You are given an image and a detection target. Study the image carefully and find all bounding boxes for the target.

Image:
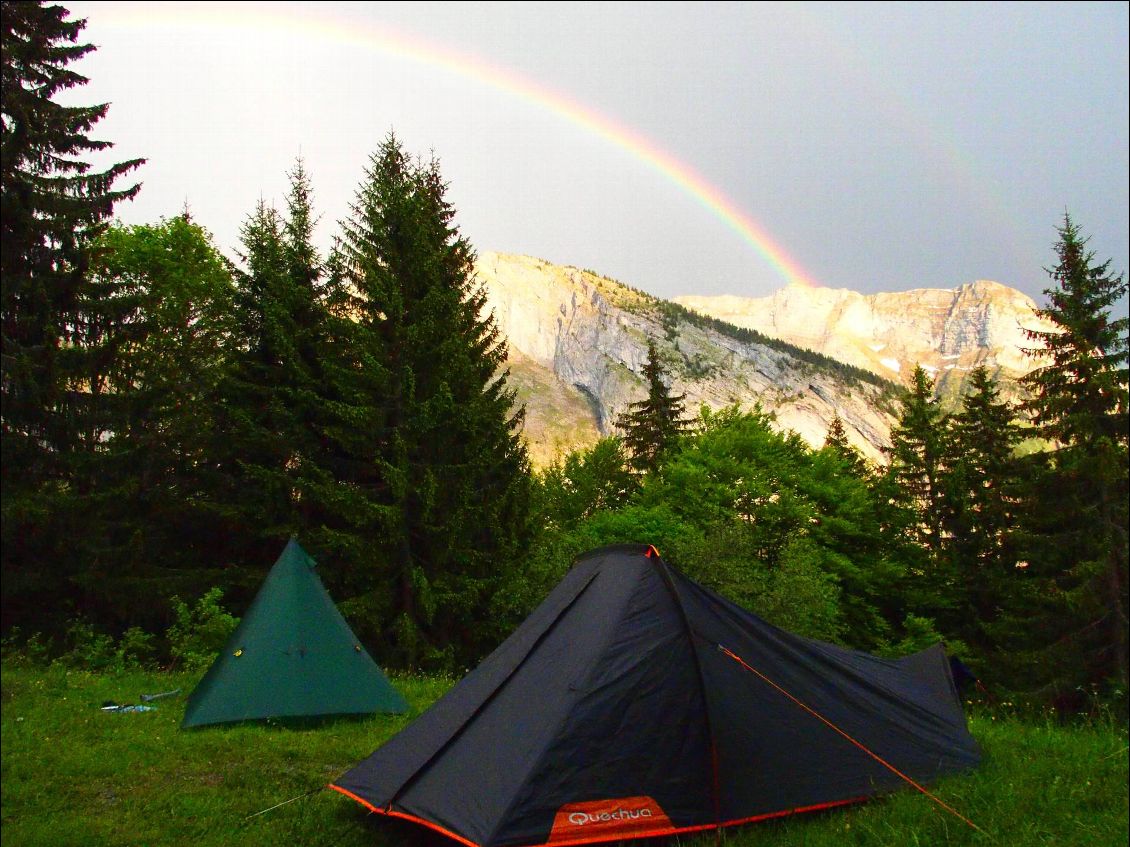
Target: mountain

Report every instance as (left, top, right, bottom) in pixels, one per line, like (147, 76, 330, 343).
(476, 252, 902, 467)
(674, 281, 1054, 403)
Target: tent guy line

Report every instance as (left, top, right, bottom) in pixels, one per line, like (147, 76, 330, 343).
(245, 787, 324, 821)
(716, 643, 982, 833)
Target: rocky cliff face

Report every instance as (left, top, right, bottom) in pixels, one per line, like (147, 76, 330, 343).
(674, 281, 1054, 402)
(476, 252, 901, 467)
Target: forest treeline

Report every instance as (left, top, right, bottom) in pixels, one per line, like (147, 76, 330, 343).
(2, 2, 1127, 712)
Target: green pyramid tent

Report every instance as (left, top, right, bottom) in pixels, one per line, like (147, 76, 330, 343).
(182, 539, 407, 728)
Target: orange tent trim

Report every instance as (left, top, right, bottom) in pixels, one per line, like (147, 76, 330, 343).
(329, 782, 868, 847)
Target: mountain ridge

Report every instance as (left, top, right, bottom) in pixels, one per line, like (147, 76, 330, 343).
(475, 252, 905, 467)
(476, 252, 1052, 467)
(673, 278, 1054, 401)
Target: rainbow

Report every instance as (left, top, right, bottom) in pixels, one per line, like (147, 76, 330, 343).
(89, 3, 822, 289)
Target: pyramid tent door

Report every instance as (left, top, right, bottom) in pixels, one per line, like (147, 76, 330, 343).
(182, 539, 406, 728)
(331, 544, 980, 847)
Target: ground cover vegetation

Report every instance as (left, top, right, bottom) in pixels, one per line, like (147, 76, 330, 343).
(2, 0, 1129, 804)
(1, 660, 1126, 847)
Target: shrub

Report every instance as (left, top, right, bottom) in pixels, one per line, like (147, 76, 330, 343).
(166, 587, 239, 671)
(0, 628, 53, 666)
(114, 626, 157, 669)
(60, 619, 118, 669)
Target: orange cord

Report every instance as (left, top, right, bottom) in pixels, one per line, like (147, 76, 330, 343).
(716, 644, 982, 833)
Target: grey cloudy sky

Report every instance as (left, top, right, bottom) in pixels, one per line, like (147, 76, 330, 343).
(64, 1, 1128, 309)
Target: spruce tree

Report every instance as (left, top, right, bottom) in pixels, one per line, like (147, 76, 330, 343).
(330, 134, 531, 669)
(2, 1, 143, 629)
(1019, 214, 1128, 690)
(945, 365, 1023, 648)
(885, 365, 949, 552)
(616, 339, 691, 473)
(218, 160, 330, 568)
(823, 412, 869, 477)
(883, 364, 957, 631)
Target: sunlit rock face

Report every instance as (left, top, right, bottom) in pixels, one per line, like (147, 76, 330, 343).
(474, 252, 901, 467)
(674, 280, 1054, 403)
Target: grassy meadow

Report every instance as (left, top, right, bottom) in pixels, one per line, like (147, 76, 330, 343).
(1, 663, 1126, 847)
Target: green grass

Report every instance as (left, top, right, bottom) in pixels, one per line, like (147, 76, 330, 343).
(2, 663, 1126, 847)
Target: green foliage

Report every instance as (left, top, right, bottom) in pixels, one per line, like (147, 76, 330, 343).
(166, 588, 240, 671)
(0, 628, 54, 666)
(536, 437, 637, 531)
(940, 366, 1025, 650)
(885, 364, 949, 553)
(0, 0, 144, 472)
(63, 215, 238, 633)
(680, 527, 844, 641)
(822, 413, 871, 478)
(530, 404, 912, 651)
(115, 627, 158, 669)
(646, 405, 906, 648)
(877, 613, 968, 661)
(2, 622, 157, 671)
(59, 620, 118, 670)
(1022, 214, 1128, 450)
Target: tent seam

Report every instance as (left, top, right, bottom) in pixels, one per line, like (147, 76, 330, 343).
(482, 560, 655, 846)
(387, 568, 604, 818)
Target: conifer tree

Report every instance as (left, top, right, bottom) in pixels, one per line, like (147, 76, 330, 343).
(218, 160, 331, 566)
(1019, 215, 1128, 689)
(329, 134, 531, 668)
(823, 412, 869, 477)
(944, 365, 1023, 647)
(885, 365, 949, 552)
(2, 1, 143, 629)
(616, 339, 691, 473)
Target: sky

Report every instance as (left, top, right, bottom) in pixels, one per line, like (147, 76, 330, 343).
(62, 1, 1129, 310)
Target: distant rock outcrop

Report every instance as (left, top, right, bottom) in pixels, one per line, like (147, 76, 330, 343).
(674, 281, 1054, 402)
(476, 252, 901, 467)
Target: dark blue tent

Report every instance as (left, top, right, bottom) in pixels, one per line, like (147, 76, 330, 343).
(333, 544, 979, 846)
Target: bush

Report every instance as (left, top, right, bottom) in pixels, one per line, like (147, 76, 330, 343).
(879, 613, 969, 660)
(59, 619, 118, 669)
(115, 626, 157, 669)
(0, 628, 53, 666)
(166, 587, 239, 671)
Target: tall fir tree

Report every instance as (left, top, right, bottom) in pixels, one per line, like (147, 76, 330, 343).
(1019, 214, 1128, 691)
(329, 134, 531, 669)
(823, 412, 869, 477)
(883, 364, 956, 630)
(2, 1, 143, 630)
(217, 159, 332, 575)
(616, 339, 691, 473)
(885, 364, 949, 553)
(944, 365, 1024, 649)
